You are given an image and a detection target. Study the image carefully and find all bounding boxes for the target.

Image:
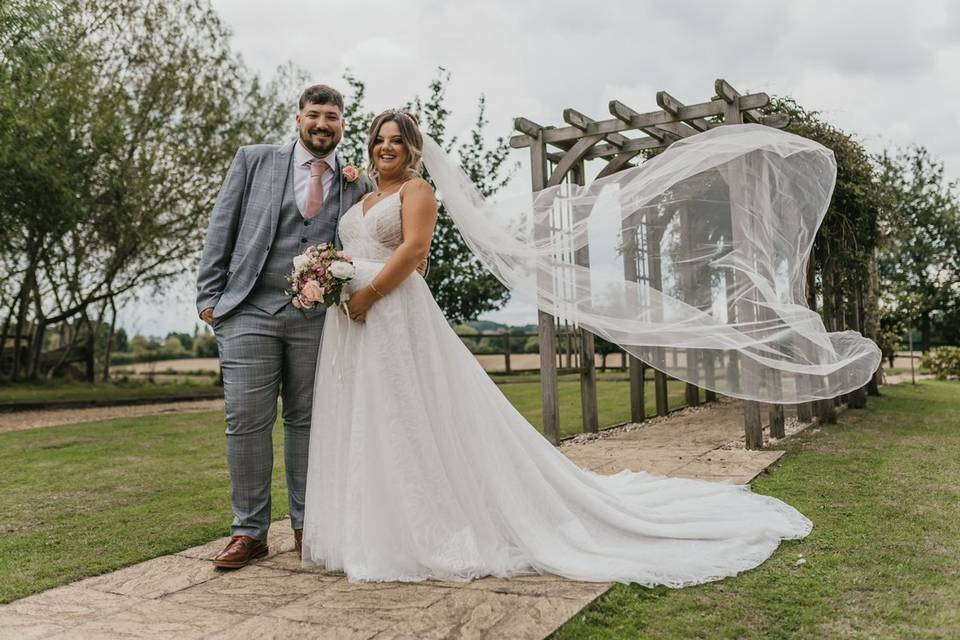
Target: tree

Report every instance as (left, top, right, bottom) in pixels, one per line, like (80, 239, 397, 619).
(594, 337, 622, 372)
(0, 0, 292, 380)
(339, 67, 517, 322)
(166, 332, 194, 353)
(876, 147, 960, 352)
(765, 97, 881, 310)
(193, 333, 218, 358)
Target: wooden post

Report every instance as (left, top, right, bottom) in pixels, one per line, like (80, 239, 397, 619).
(721, 93, 764, 449)
(503, 328, 512, 375)
(621, 210, 646, 422)
(796, 261, 816, 422)
(815, 268, 838, 423)
(645, 223, 670, 417)
(571, 160, 599, 433)
(769, 395, 786, 439)
(530, 130, 560, 444)
(655, 371, 669, 417)
(847, 286, 868, 409)
(678, 202, 701, 408)
(744, 400, 764, 449)
(630, 360, 646, 422)
(704, 353, 718, 402)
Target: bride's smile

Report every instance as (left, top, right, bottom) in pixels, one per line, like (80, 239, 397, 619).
(372, 121, 409, 178)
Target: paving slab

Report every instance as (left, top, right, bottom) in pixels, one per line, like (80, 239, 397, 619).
(2, 399, 803, 640)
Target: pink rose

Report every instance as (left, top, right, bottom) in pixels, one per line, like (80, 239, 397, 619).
(343, 165, 359, 183)
(302, 280, 324, 303)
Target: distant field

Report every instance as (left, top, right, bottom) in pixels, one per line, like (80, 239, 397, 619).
(112, 358, 220, 374)
(114, 354, 629, 376)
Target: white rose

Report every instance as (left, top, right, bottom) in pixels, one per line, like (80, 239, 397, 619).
(329, 260, 355, 279)
(292, 254, 310, 270)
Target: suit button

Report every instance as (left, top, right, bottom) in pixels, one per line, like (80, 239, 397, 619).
(303, 219, 311, 226)
(301, 237, 308, 243)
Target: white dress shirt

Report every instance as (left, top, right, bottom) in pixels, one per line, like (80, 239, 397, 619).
(293, 140, 337, 216)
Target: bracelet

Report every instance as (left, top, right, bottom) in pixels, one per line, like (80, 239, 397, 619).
(369, 282, 385, 298)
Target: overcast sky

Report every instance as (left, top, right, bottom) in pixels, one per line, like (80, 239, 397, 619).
(120, 0, 960, 337)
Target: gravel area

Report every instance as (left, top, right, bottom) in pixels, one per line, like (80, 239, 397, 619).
(0, 399, 225, 434)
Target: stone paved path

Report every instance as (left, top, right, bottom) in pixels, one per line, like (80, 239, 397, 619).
(0, 399, 801, 640)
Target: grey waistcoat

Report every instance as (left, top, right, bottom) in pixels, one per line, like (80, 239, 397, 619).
(244, 153, 342, 315)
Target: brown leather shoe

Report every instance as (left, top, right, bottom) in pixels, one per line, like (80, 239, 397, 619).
(294, 528, 302, 558)
(212, 535, 268, 569)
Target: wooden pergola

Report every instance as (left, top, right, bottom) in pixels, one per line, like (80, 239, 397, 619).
(509, 78, 794, 449)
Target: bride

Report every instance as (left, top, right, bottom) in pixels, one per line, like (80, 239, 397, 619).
(300, 109, 812, 587)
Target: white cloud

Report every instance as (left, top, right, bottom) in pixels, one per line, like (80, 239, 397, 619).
(122, 0, 960, 336)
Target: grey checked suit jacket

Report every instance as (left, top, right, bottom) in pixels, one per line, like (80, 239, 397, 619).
(196, 141, 375, 320)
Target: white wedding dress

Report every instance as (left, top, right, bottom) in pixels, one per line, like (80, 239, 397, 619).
(301, 189, 812, 587)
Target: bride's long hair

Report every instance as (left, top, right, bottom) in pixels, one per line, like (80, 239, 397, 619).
(366, 109, 424, 182)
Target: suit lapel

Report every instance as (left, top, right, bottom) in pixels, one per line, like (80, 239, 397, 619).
(269, 141, 295, 239)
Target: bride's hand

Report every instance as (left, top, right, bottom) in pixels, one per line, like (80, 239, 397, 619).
(347, 287, 378, 323)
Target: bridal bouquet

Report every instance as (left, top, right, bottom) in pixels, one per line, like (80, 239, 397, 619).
(286, 243, 356, 309)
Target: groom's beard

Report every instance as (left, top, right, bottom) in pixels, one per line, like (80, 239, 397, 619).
(300, 128, 340, 157)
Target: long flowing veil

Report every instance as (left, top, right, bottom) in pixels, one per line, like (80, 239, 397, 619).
(420, 124, 881, 404)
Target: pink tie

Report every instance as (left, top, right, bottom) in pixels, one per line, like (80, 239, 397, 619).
(304, 159, 329, 219)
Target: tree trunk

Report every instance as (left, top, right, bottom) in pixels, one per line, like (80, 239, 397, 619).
(27, 282, 47, 381)
(11, 278, 31, 381)
(47, 320, 82, 380)
(81, 312, 96, 383)
(0, 307, 12, 379)
(27, 321, 47, 381)
(920, 310, 931, 353)
(101, 298, 117, 382)
(863, 256, 882, 396)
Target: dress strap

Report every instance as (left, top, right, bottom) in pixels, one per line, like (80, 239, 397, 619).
(398, 179, 414, 196)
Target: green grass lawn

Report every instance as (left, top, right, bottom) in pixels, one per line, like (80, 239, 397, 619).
(4, 380, 958, 639)
(0, 378, 222, 405)
(497, 374, 689, 439)
(0, 376, 646, 602)
(551, 380, 960, 640)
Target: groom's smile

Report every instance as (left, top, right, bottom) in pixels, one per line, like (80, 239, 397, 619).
(296, 101, 343, 157)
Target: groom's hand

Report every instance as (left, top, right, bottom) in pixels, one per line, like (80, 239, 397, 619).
(201, 307, 214, 326)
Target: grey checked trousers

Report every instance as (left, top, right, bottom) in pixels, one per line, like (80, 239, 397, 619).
(213, 301, 325, 540)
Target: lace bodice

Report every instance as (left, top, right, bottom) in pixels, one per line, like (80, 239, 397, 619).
(338, 191, 404, 262)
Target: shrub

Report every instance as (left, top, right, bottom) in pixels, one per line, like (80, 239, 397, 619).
(920, 347, 960, 380)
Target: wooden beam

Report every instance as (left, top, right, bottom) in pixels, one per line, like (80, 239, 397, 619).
(545, 134, 605, 188)
(513, 116, 544, 138)
(609, 100, 683, 143)
(563, 108, 630, 147)
(656, 90, 711, 132)
(596, 151, 640, 178)
(713, 78, 771, 125)
(586, 136, 663, 160)
(509, 93, 770, 148)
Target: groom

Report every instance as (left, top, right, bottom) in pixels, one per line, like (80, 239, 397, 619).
(196, 85, 374, 568)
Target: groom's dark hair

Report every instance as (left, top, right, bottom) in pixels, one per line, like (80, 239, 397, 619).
(298, 84, 344, 112)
